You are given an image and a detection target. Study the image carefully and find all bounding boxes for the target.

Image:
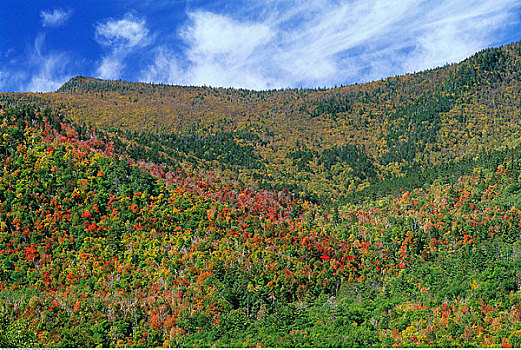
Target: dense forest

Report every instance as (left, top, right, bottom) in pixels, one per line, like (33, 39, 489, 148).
(1, 41, 521, 347)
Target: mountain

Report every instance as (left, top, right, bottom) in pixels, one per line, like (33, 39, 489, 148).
(6, 43, 521, 203)
(4, 41, 521, 205)
(1, 41, 521, 347)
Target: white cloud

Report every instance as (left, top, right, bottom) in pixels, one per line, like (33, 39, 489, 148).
(94, 14, 151, 79)
(95, 14, 150, 49)
(140, 47, 184, 83)
(40, 8, 72, 27)
(95, 57, 124, 81)
(180, 11, 274, 88)
(183, 12, 272, 57)
(403, 1, 517, 73)
(270, 0, 417, 85)
(26, 34, 72, 92)
(0, 34, 72, 92)
(25, 57, 71, 92)
(140, 0, 521, 89)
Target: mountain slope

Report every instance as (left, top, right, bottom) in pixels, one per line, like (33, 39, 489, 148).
(4, 41, 521, 348)
(1, 103, 521, 347)
(2, 42, 521, 204)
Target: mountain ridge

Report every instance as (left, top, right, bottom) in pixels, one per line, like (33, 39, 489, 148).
(1, 40, 521, 205)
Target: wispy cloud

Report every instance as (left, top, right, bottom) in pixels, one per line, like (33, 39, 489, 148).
(27, 34, 73, 92)
(402, 1, 518, 73)
(0, 34, 72, 92)
(4, 0, 519, 92)
(94, 13, 151, 80)
(40, 8, 72, 28)
(95, 14, 150, 49)
(141, 0, 521, 89)
(180, 11, 273, 88)
(141, 47, 184, 84)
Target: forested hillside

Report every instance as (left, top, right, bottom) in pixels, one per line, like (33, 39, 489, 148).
(3, 41, 521, 204)
(1, 41, 521, 347)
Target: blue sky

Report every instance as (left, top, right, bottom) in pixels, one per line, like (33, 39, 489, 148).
(1, 0, 521, 92)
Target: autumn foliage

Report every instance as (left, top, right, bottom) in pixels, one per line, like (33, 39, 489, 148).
(2, 41, 521, 347)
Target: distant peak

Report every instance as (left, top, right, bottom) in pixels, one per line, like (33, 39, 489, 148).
(57, 76, 104, 93)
